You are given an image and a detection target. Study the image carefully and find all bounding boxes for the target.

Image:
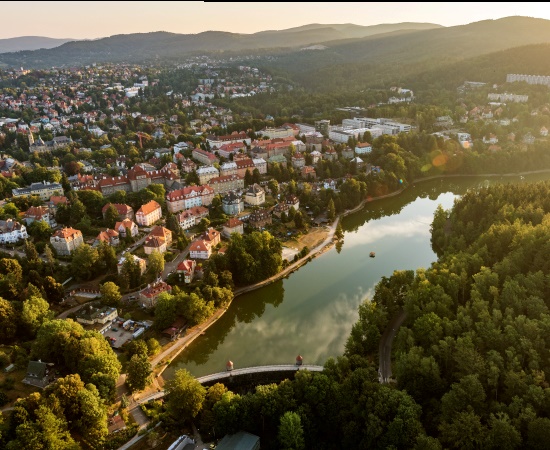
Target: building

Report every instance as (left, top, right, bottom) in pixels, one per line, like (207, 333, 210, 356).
(286, 195, 300, 210)
(23, 205, 52, 226)
(192, 148, 219, 165)
(143, 226, 172, 254)
(197, 165, 220, 185)
(235, 158, 256, 177)
(176, 206, 209, 230)
(166, 185, 215, 213)
(95, 229, 120, 246)
(23, 361, 53, 388)
(220, 161, 238, 177)
(176, 259, 196, 283)
(50, 227, 83, 255)
(189, 239, 212, 259)
(223, 218, 244, 238)
(301, 166, 317, 179)
(249, 209, 272, 229)
(115, 218, 139, 238)
(206, 131, 251, 147)
(139, 281, 172, 308)
(75, 304, 118, 328)
(102, 203, 134, 220)
(136, 200, 162, 226)
(260, 126, 295, 139)
(209, 174, 245, 194)
(244, 184, 265, 206)
(216, 432, 260, 450)
(117, 254, 146, 275)
(252, 158, 267, 174)
(0, 219, 28, 244)
(355, 142, 372, 154)
(222, 191, 244, 215)
(291, 153, 305, 168)
(507, 73, 550, 87)
(12, 181, 63, 200)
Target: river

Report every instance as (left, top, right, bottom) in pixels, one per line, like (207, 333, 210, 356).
(164, 173, 550, 379)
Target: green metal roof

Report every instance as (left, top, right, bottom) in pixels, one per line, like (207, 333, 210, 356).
(215, 431, 260, 450)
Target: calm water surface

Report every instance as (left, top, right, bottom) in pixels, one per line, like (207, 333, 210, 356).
(164, 174, 550, 378)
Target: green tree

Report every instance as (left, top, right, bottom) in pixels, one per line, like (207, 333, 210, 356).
(21, 295, 52, 335)
(70, 244, 99, 281)
(148, 250, 165, 277)
(165, 369, 206, 424)
(278, 411, 305, 450)
(0, 297, 18, 341)
(327, 198, 335, 222)
(42, 276, 64, 304)
(43, 245, 56, 274)
(100, 281, 121, 306)
(146, 338, 161, 356)
(126, 353, 152, 392)
(103, 204, 120, 228)
(294, 210, 305, 229)
(268, 179, 279, 198)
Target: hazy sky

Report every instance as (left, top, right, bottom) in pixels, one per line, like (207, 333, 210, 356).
(1, 2, 546, 39)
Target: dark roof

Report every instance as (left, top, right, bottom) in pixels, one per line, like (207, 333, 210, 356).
(27, 360, 48, 378)
(216, 431, 260, 450)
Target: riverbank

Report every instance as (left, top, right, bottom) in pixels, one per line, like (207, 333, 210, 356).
(152, 169, 550, 377)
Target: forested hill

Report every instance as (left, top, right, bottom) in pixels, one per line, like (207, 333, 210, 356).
(0, 22, 440, 68)
(0, 36, 74, 53)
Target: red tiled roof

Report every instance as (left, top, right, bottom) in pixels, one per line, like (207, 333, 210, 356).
(137, 200, 161, 216)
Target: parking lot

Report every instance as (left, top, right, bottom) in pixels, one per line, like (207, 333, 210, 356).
(103, 327, 134, 349)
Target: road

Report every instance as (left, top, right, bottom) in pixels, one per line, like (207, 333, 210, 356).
(378, 310, 407, 383)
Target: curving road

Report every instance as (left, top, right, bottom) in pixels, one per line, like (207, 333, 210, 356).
(378, 311, 407, 384)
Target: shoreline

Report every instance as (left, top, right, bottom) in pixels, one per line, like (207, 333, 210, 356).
(153, 168, 550, 376)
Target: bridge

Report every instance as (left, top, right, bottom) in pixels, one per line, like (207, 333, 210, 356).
(138, 364, 324, 405)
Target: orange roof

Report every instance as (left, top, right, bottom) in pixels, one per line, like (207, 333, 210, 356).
(224, 218, 243, 228)
(52, 227, 82, 239)
(137, 200, 161, 216)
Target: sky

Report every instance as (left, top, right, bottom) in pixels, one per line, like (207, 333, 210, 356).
(1, 2, 547, 40)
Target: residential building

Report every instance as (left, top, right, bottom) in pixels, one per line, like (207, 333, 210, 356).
(23, 361, 52, 388)
(189, 239, 212, 259)
(249, 209, 272, 229)
(206, 131, 251, 147)
(301, 166, 317, 179)
(192, 148, 219, 165)
(220, 161, 238, 177)
(291, 153, 305, 168)
(235, 158, 256, 177)
(222, 191, 244, 215)
(50, 227, 83, 255)
(136, 200, 162, 226)
(252, 158, 267, 174)
(355, 142, 372, 154)
(144, 235, 167, 254)
(166, 185, 215, 213)
(0, 219, 28, 243)
(24, 205, 52, 226)
(95, 229, 120, 246)
(176, 206, 209, 230)
(102, 203, 134, 220)
(223, 218, 244, 238)
(286, 195, 300, 210)
(244, 184, 265, 206)
(75, 304, 118, 327)
(197, 165, 219, 185)
(150, 226, 172, 247)
(139, 281, 172, 308)
(115, 218, 139, 238)
(12, 181, 63, 200)
(209, 174, 245, 194)
(176, 259, 196, 283)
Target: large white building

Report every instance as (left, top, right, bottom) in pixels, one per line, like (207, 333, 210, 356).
(0, 219, 28, 244)
(166, 185, 215, 213)
(507, 74, 550, 87)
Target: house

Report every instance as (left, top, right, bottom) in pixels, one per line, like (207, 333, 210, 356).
(223, 218, 244, 238)
(143, 235, 167, 254)
(95, 229, 120, 246)
(249, 209, 272, 229)
(541, 126, 548, 137)
(216, 431, 260, 450)
(235, 158, 256, 178)
(50, 227, 83, 255)
(273, 202, 290, 218)
(176, 259, 196, 283)
(244, 184, 265, 206)
(139, 281, 172, 308)
(136, 200, 162, 226)
(75, 304, 118, 332)
(222, 191, 244, 215)
(176, 206, 209, 230)
(102, 203, 134, 220)
(301, 166, 317, 180)
(115, 218, 139, 238)
(482, 134, 498, 144)
(179, 157, 197, 173)
(24, 205, 52, 226)
(220, 161, 238, 177)
(291, 152, 305, 168)
(286, 195, 300, 210)
(189, 238, 212, 259)
(355, 142, 372, 154)
(202, 227, 221, 247)
(117, 254, 146, 275)
(252, 158, 267, 174)
(107, 415, 126, 434)
(323, 148, 337, 161)
(23, 360, 53, 388)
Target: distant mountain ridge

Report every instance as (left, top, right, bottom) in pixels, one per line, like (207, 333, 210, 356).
(0, 22, 441, 68)
(0, 36, 74, 53)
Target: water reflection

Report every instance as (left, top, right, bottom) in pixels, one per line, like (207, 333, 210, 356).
(166, 173, 550, 378)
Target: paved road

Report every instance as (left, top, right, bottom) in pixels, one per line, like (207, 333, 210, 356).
(378, 311, 407, 383)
